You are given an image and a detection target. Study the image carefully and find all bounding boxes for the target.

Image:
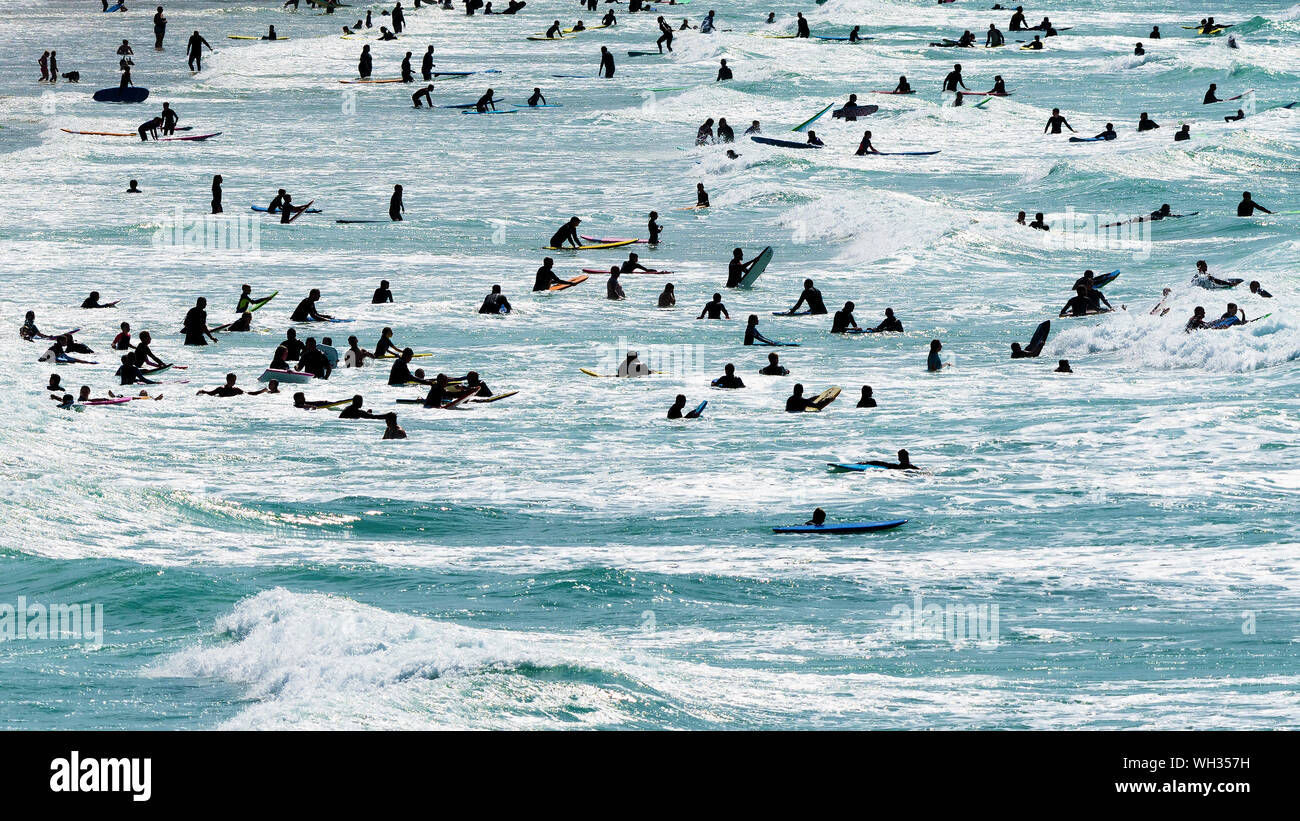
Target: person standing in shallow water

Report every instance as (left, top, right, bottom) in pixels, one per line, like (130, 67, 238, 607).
(389, 184, 404, 221)
(211, 174, 223, 214)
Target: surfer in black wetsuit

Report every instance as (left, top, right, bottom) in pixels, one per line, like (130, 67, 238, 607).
(1137, 113, 1159, 132)
(421, 45, 434, 80)
(389, 184, 404, 221)
(942, 64, 967, 92)
(133, 332, 165, 369)
(1044, 108, 1074, 134)
(478, 285, 512, 313)
(532, 258, 563, 291)
(986, 24, 1004, 47)
(1029, 212, 1049, 230)
(378, 27, 397, 41)
(372, 327, 399, 359)
(549, 217, 582, 249)
(1185, 306, 1209, 332)
(392, 2, 405, 34)
(159, 102, 178, 135)
(786, 279, 827, 315)
(1009, 6, 1027, 30)
(197, 373, 243, 397)
(371, 280, 393, 303)
(1203, 84, 1220, 104)
(138, 116, 163, 141)
(1236, 192, 1271, 216)
(989, 76, 1008, 95)
(598, 47, 615, 78)
(657, 16, 674, 52)
(358, 45, 372, 78)
(725, 248, 757, 288)
(716, 59, 732, 82)
(855, 130, 878, 155)
(667, 395, 702, 419)
(855, 386, 877, 408)
(606, 270, 625, 300)
(421, 374, 452, 408)
(527, 87, 546, 107)
(291, 289, 332, 322)
(784, 385, 817, 412)
(892, 76, 912, 94)
(388, 349, 431, 385)
(186, 31, 212, 72)
(182, 298, 218, 345)
(1225, 109, 1245, 123)
(81, 292, 115, 309)
(849, 26, 863, 42)
(695, 183, 710, 208)
(864, 449, 917, 470)
(298, 339, 332, 379)
(153, 6, 166, 49)
(1174, 124, 1191, 142)
(1094, 123, 1118, 140)
(873, 308, 903, 332)
(830, 302, 858, 333)
(716, 118, 734, 142)
(698, 293, 729, 319)
(712, 363, 745, 389)
(619, 253, 650, 274)
(796, 12, 810, 38)
(1059, 285, 1104, 317)
(648, 211, 662, 244)
(474, 88, 497, 112)
(412, 84, 434, 107)
(400, 52, 413, 83)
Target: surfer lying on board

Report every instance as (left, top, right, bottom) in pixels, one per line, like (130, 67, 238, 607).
(197, 373, 244, 397)
(1193, 260, 1239, 289)
(81, 292, 116, 309)
(550, 216, 582, 248)
(783, 279, 827, 315)
(340, 395, 387, 418)
(861, 449, 918, 470)
(1215, 303, 1247, 328)
(619, 253, 651, 273)
(38, 338, 93, 365)
(293, 393, 346, 410)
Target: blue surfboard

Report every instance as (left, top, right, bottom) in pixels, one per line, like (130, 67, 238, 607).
(772, 519, 907, 534)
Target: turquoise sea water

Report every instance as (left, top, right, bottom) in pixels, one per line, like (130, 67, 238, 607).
(1, 0, 1299, 729)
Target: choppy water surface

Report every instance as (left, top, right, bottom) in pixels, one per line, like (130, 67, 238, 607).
(1, 0, 1298, 728)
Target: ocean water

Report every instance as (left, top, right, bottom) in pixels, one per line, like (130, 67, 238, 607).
(1, 0, 1299, 729)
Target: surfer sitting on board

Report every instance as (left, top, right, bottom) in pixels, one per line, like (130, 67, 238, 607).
(528, 87, 547, 107)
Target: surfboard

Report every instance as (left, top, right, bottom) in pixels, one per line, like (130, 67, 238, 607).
(872, 150, 941, 156)
(792, 103, 834, 132)
(627, 51, 663, 57)
(461, 108, 519, 114)
(163, 132, 221, 141)
(470, 390, 519, 403)
(813, 35, 872, 42)
(687, 400, 707, 418)
(1069, 136, 1104, 142)
(139, 365, 173, 377)
(581, 268, 670, 275)
(751, 135, 822, 149)
(804, 386, 841, 411)
(772, 519, 907, 534)
(251, 205, 322, 214)
(738, 246, 773, 288)
(80, 397, 133, 406)
(580, 236, 647, 244)
(827, 463, 889, 472)
(549, 275, 588, 291)
(92, 87, 149, 103)
(244, 291, 278, 313)
(227, 36, 290, 40)
(259, 369, 312, 383)
(1092, 270, 1120, 288)
(337, 78, 405, 84)
(519, 104, 564, 109)
(831, 104, 879, 119)
(1026, 320, 1051, 355)
(61, 129, 134, 136)
(286, 199, 314, 223)
(543, 240, 637, 251)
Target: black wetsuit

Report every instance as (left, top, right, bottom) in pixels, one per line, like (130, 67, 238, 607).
(791, 287, 826, 314)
